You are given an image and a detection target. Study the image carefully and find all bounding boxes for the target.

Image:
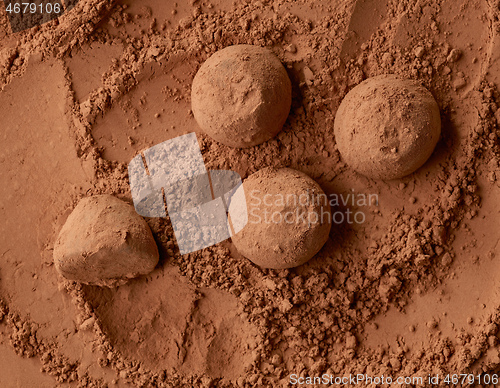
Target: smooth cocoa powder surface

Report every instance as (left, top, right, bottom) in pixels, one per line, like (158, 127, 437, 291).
(0, 0, 499, 387)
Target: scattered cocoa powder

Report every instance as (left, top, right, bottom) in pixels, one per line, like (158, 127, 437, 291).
(0, 0, 499, 387)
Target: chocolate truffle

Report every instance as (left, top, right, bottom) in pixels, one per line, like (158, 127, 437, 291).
(191, 44, 292, 148)
(230, 167, 331, 269)
(53, 195, 159, 287)
(334, 75, 441, 180)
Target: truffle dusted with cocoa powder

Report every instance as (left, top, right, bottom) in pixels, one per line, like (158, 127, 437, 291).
(230, 167, 331, 269)
(191, 44, 292, 148)
(334, 75, 441, 180)
(53, 195, 159, 287)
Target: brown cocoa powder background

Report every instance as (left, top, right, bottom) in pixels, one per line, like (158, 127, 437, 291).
(0, 0, 499, 387)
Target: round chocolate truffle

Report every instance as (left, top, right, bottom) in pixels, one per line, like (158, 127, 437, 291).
(334, 75, 441, 180)
(191, 44, 292, 148)
(230, 167, 331, 269)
